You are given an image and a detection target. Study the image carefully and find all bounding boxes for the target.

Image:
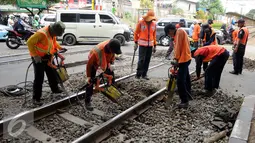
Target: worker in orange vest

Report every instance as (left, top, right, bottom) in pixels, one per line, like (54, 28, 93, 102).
(134, 10, 157, 80)
(27, 21, 66, 106)
(194, 45, 229, 95)
(230, 19, 249, 75)
(175, 19, 186, 29)
(85, 39, 121, 111)
(232, 28, 239, 44)
(164, 23, 192, 108)
(192, 20, 201, 55)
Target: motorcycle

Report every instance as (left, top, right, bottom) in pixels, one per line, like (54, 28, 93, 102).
(5, 29, 35, 49)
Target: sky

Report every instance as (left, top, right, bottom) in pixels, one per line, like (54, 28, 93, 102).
(191, 0, 254, 14)
(220, 0, 255, 14)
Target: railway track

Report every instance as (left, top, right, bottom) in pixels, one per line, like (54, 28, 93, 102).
(0, 49, 90, 65)
(0, 62, 170, 142)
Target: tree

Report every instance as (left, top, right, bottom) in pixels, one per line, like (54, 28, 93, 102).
(0, 0, 60, 5)
(140, 0, 153, 9)
(172, 7, 184, 16)
(199, 0, 224, 19)
(246, 9, 255, 19)
(195, 10, 208, 19)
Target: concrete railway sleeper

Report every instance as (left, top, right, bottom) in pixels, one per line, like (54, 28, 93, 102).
(0, 63, 165, 142)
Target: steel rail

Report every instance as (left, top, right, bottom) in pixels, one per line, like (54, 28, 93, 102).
(0, 49, 90, 65)
(73, 70, 195, 143)
(0, 62, 165, 136)
(0, 46, 80, 59)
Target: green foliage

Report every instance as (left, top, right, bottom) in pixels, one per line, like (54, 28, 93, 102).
(172, 7, 184, 15)
(212, 22, 222, 30)
(140, 0, 153, 9)
(196, 10, 208, 19)
(199, 0, 224, 19)
(246, 9, 255, 19)
(0, 0, 60, 5)
(124, 12, 132, 19)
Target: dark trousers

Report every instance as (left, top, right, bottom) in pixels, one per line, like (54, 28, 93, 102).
(233, 47, 245, 73)
(177, 60, 191, 103)
(85, 67, 115, 104)
(205, 50, 229, 91)
(32, 58, 59, 101)
(136, 46, 152, 77)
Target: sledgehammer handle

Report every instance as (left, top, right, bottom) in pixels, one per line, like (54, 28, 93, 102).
(131, 49, 136, 73)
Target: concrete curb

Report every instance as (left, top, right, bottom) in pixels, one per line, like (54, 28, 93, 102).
(229, 95, 255, 143)
(65, 60, 88, 68)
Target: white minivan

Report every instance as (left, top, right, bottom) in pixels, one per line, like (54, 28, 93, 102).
(56, 10, 131, 46)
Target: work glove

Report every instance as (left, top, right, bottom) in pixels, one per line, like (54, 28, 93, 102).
(153, 46, 156, 53)
(33, 56, 42, 63)
(134, 43, 138, 51)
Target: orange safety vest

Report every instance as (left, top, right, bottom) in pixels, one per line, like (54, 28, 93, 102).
(237, 27, 249, 45)
(194, 45, 225, 62)
(134, 20, 156, 47)
(232, 29, 239, 43)
(88, 40, 114, 71)
(33, 26, 58, 57)
(203, 29, 217, 45)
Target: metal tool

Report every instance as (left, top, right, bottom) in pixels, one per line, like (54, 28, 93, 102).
(131, 49, 136, 73)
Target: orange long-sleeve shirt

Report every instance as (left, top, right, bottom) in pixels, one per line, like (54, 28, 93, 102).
(86, 41, 115, 77)
(174, 28, 192, 63)
(27, 31, 61, 57)
(192, 24, 200, 41)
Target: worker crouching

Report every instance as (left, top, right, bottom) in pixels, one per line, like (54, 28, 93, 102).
(85, 39, 122, 111)
(194, 45, 229, 95)
(27, 21, 66, 106)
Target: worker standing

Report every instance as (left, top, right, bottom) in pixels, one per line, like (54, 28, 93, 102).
(32, 15, 40, 29)
(85, 39, 121, 111)
(27, 21, 66, 106)
(164, 24, 192, 108)
(230, 19, 249, 75)
(232, 28, 239, 45)
(134, 10, 157, 80)
(194, 45, 229, 95)
(192, 20, 200, 55)
(165, 19, 186, 59)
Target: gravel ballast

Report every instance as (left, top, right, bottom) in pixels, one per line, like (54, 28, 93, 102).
(102, 77, 243, 143)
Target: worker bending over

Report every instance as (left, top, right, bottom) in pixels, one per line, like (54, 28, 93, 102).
(27, 21, 66, 106)
(230, 19, 249, 75)
(164, 24, 192, 108)
(134, 10, 157, 80)
(194, 45, 229, 95)
(86, 39, 122, 111)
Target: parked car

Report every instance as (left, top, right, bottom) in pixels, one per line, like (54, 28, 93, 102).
(56, 10, 131, 46)
(40, 14, 56, 27)
(156, 18, 224, 46)
(156, 18, 193, 46)
(0, 24, 13, 40)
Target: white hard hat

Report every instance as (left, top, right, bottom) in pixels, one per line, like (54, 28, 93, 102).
(20, 13, 28, 19)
